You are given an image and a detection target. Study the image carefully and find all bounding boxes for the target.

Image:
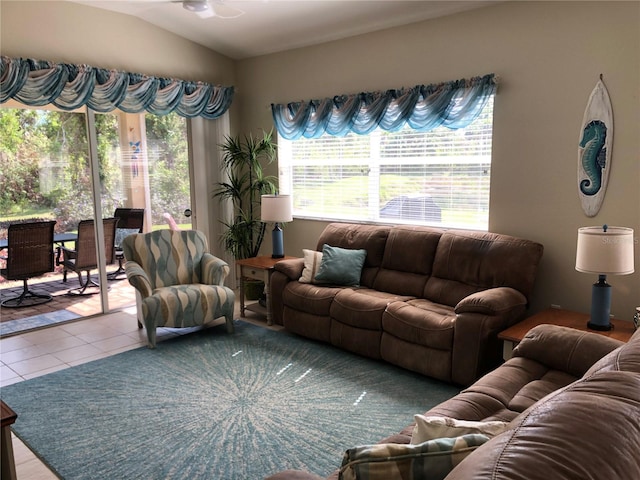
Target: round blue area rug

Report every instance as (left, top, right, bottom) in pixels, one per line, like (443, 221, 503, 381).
(1, 321, 460, 479)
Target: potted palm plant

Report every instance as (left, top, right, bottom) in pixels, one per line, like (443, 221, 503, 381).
(213, 130, 278, 298)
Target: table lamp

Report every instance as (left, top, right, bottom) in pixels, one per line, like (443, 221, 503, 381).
(575, 225, 635, 330)
(261, 194, 293, 258)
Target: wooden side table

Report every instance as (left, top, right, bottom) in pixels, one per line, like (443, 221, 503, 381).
(499, 308, 636, 360)
(1, 400, 18, 480)
(236, 255, 297, 325)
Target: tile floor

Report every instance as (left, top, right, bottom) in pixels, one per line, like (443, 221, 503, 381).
(1, 269, 135, 335)
(0, 304, 274, 479)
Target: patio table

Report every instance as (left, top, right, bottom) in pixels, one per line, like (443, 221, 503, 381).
(0, 232, 78, 250)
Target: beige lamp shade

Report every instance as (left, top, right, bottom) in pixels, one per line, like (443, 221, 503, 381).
(575, 226, 635, 275)
(261, 194, 293, 223)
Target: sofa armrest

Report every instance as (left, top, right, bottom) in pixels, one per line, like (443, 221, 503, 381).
(455, 287, 527, 316)
(451, 288, 529, 386)
(125, 260, 153, 299)
(513, 324, 624, 378)
(274, 258, 305, 280)
(201, 253, 230, 286)
(270, 258, 305, 326)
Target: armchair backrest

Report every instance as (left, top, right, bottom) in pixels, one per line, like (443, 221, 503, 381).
(4, 220, 56, 280)
(122, 229, 209, 289)
(73, 218, 119, 270)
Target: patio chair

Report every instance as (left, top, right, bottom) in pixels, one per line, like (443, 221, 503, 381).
(58, 218, 118, 295)
(0, 220, 56, 308)
(108, 208, 145, 280)
(122, 229, 235, 347)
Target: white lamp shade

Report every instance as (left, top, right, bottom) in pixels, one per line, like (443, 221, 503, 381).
(575, 226, 635, 275)
(261, 194, 293, 223)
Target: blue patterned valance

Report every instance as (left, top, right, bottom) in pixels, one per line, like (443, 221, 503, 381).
(271, 74, 497, 140)
(0, 56, 234, 119)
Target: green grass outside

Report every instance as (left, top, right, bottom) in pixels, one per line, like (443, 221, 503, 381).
(292, 174, 488, 228)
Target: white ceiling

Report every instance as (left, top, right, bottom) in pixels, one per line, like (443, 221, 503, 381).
(68, 0, 499, 60)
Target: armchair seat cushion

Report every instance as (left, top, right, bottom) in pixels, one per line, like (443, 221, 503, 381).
(143, 284, 235, 329)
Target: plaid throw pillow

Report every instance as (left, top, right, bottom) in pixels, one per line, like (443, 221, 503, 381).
(411, 415, 509, 444)
(339, 434, 489, 480)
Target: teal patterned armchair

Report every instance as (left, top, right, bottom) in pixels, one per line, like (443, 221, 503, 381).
(122, 229, 235, 347)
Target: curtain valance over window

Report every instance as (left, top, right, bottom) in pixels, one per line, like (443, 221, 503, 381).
(271, 73, 496, 140)
(0, 56, 234, 119)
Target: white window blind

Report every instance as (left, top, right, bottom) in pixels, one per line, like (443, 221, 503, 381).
(278, 96, 493, 230)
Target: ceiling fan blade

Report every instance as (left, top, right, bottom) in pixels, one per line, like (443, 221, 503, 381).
(210, 1, 245, 19)
(195, 7, 215, 19)
(165, 0, 245, 19)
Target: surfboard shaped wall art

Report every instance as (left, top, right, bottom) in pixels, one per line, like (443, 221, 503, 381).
(578, 77, 613, 217)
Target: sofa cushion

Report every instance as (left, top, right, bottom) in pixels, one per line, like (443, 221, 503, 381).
(338, 434, 490, 480)
(424, 230, 543, 307)
(382, 300, 455, 350)
(372, 226, 442, 297)
(423, 355, 583, 423)
(299, 249, 323, 284)
(331, 289, 415, 330)
(314, 244, 367, 286)
(316, 223, 390, 288)
(410, 416, 509, 444)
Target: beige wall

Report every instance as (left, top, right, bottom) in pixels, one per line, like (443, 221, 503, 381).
(2, 1, 639, 320)
(237, 1, 639, 319)
(0, 1, 235, 85)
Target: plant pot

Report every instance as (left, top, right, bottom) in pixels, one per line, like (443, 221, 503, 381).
(244, 280, 265, 301)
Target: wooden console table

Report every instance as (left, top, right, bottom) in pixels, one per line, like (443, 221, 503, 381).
(1, 401, 18, 480)
(499, 308, 636, 360)
(236, 255, 297, 325)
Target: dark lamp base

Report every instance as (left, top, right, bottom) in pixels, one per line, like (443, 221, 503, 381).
(271, 254, 284, 259)
(587, 321, 613, 331)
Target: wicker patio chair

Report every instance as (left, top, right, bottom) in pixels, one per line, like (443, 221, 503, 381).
(0, 220, 56, 308)
(58, 218, 119, 295)
(108, 208, 145, 280)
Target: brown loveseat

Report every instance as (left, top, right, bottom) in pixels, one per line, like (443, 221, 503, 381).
(270, 223, 543, 386)
(266, 324, 640, 480)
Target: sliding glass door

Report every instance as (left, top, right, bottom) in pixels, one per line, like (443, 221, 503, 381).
(0, 104, 192, 323)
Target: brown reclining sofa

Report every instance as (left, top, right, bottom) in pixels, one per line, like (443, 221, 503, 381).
(270, 223, 544, 386)
(266, 324, 640, 480)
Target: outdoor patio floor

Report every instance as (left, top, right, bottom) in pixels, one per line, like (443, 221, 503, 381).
(0, 268, 136, 337)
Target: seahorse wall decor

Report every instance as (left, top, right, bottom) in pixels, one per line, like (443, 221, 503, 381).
(577, 77, 613, 217)
(579, 120, 607, 196)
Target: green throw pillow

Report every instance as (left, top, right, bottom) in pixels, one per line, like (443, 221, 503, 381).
(339, 434, 489, 480)
(313, 244, 367, 286)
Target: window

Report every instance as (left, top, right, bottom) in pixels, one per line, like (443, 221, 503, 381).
(277, 96, 493, 230)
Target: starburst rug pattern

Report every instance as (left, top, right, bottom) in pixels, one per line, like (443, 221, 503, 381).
(1, 320, 460, 479)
